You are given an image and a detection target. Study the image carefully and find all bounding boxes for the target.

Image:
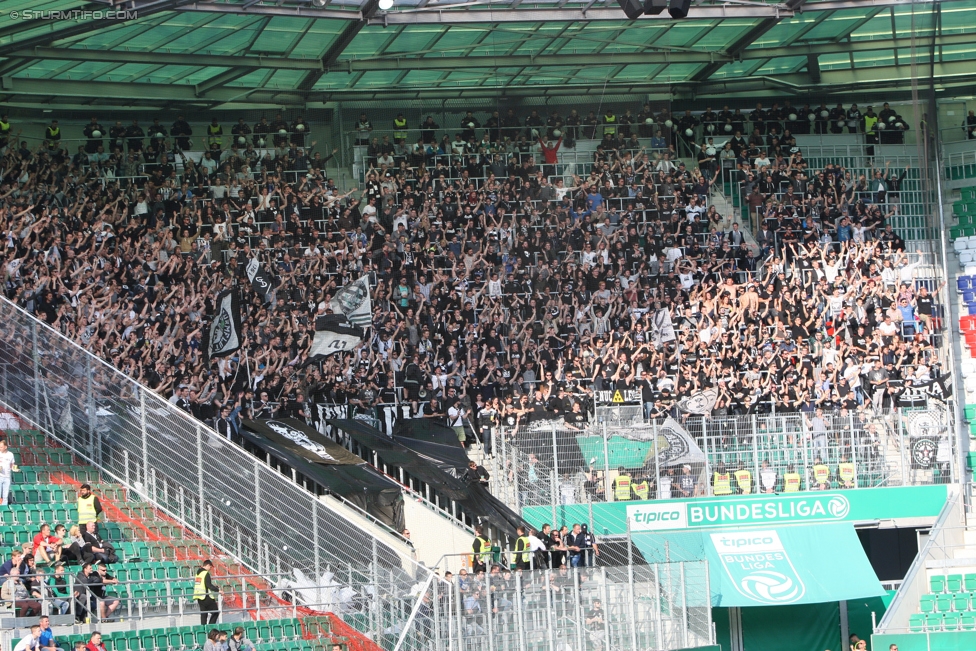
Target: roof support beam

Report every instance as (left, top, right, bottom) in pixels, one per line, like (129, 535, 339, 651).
(3, 46, 324, 70)
(0, 0, 197, 57)
(195, 67, 254, 95)
(297, 0, 381, 91)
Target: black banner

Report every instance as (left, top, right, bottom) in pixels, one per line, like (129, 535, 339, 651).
(896, 374, 952, 408)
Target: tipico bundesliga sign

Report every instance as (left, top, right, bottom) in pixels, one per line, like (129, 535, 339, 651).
(521, 485, 949, 535)
(625, 485, 945, 532)
(628, 493, 852, 531)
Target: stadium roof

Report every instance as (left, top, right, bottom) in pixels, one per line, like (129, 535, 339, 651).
(0, 0, 973, 109)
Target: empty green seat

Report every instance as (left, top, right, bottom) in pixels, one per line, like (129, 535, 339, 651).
(921, 594, 936, 613)
(937, 595, 953, 612)
(962, 613, 976, 631)
(948, 574, 963, 592)
(931, 575, 946, 593)
(966, 574, 976, 592)
(945, 612, 962, 631)
(953, 593, 970, 612)
(926, 613, 944, 630)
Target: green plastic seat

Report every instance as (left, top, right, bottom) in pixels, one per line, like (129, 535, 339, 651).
(962, 613, 976, 631)
(926, 613, 944, 631)
(937, 594, 953, 613)
(948, 574, 963, 593)
(921, 594, 936, 613)
(953, 593, 970, 612)
(944, 612, 962, 631)
(931, 575, 946, 593)
(966, 574, 976, 592)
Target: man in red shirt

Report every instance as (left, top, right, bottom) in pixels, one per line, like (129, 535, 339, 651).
(32, 524, 62, 564)
(537, 136, 563, 179)
(85, 632, 107, 651)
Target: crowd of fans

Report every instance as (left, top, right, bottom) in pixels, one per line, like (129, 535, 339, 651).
(0, 101, 942, 452)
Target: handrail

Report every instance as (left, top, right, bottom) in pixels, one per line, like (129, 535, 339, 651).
(876, 490, 961, 632)
(0, 293, 431, 577)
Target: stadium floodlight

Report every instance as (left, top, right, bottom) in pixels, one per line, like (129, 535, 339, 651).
(378, 0, 394, 9)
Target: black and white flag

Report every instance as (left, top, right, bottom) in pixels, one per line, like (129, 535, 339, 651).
(896, 374, 953, 408)
(677, 388, 719, 415)
(206, 290, 243, 363)
(245, 257, 276, 302)
(650, 307, 676, 346)
(331, 276, 372, 327)
(309, 315, 364, 358)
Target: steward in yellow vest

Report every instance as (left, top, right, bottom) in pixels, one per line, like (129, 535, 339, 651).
(632, 476, 650, 501)
(811, 457, 831, 490)
(514, 526, 532, 570)
(712, 463, 733, 496)
(837, 456, 856, 489)
(193, 560, 219, 625)
(0, 114, 10, 146)
(207, 119, 223, 149)
(45, 121, 61, 149)
(471, 526, 492, 572)
(393, 114, 408, 142)
(613, 467, 632, 501)
(76, 483, 103, 529)
(734, 467, 753, 495)
(783, 465, 802, 492)
(603, 111, 617, 135)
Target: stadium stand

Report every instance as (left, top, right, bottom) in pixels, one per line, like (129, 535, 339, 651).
(0, 425, 371, 651)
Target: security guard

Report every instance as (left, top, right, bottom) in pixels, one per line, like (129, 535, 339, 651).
(0, 114, 10, 148)
(631, 474, 650, 501)
(393, 113, 409, 144)
(783, 464, 802, 492)
(837, 455, 856, 489)
(711, 462, 733, 496)
(76, 483, 103, 531)
(602, 109, 617, 137)
(44, 120, 61, 150)
(811, 457, 832, 491)
(734, 464, 753, 495)
(612, 467, 632, 501)
(193, 559, 220, 625)
(513, 526, 532, 570)
(471, 525, 492, 573)
(206, 118, 223, 150)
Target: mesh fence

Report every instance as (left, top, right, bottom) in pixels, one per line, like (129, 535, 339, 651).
(490, 408, 954, 523)
(0, 295, 440, 648)
(0, 295, 717, 651)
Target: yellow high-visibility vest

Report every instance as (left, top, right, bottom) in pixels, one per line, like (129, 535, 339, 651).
(812, 464, 830, 486)
(734, 469, 753, 495)
(394, 118, 408, 141)
(46, 127, 60, 139)
(783, 472, 802, 492)
(614, 475, 631, 501)
(472, 536, 492, 564)
(193, 569, 211, 601)
(77, 495, 97, 525)
(713, 472, 733, 496)
(514, 536, 531, 564)
(603, 115, 617, 135)
(838, 463, 856, 487)
(864, 115, 878, 136)
(207, 124, 223, 146)
(632, 481, 649, 500)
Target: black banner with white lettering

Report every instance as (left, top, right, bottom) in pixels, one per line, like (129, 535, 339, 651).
(896, 374, 952, 408)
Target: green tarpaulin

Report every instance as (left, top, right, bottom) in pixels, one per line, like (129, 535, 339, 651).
(634, 523, 886, 607)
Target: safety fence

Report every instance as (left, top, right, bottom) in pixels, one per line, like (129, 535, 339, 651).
(0, 294, 440, 649)
(0, 294, 715, 651)
(486, 408, 956, 521)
